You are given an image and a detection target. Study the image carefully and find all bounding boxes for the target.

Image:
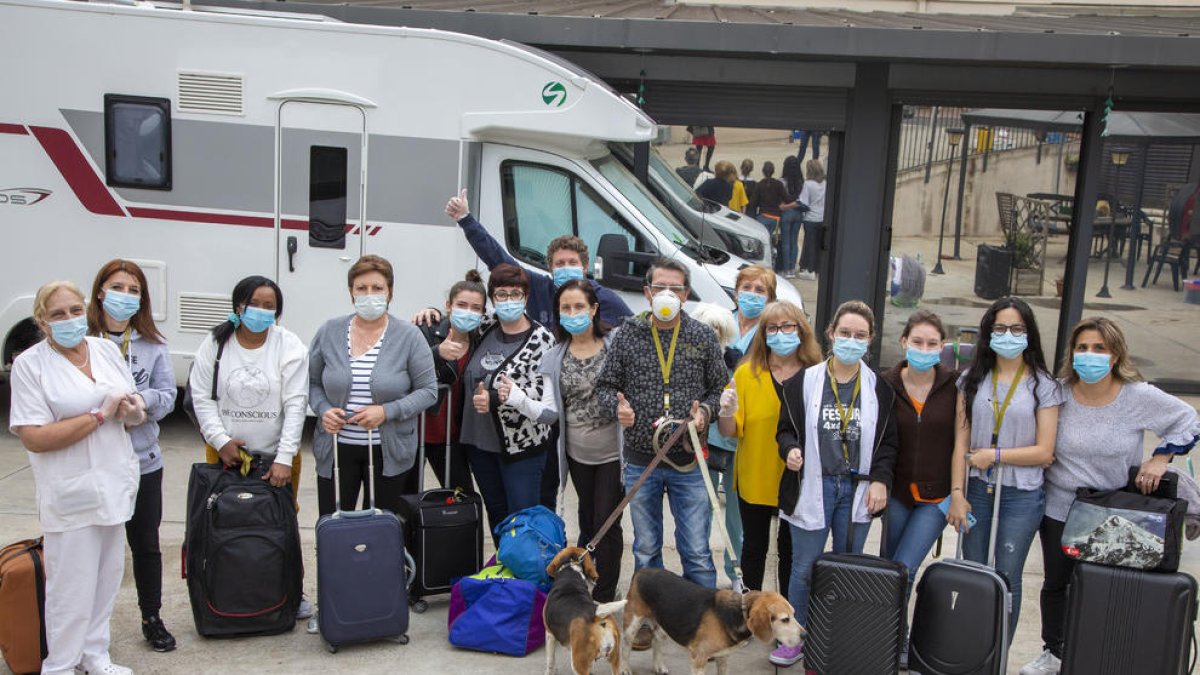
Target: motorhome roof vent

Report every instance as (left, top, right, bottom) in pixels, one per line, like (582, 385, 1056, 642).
(177, 72, 244, 115)
(178, 293, 231, 333)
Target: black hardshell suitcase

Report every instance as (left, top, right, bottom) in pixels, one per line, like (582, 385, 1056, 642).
(183, 462, 302, 638)
(316, 430, 410, 653)
(1061, 563, 1198, 675)
(909, 465, 1012, 675)
(806, 490, 908, 675)
(398, 388, 484, 611)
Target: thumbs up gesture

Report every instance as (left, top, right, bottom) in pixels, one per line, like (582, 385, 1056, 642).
(719, 377, 738, 418)
(472, 381, 490, 414)
(496, 373, 513, 404)
(445, 188, 470, 221)
(616, 392, 635, 429)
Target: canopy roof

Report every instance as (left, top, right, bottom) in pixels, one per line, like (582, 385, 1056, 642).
(961, 109, 1200, 143)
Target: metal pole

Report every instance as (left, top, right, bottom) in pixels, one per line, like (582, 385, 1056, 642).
(1056, 105, 1105, 374)
(952, 123, 971, 260)
(923, 106, 941, 184)
(932, 153, 954, 275)
(1097, 161, 1121, 298)
(1054, 138, 1065, 194)
(1121, 146, 1147, 290)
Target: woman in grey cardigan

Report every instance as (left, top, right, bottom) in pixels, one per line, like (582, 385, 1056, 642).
(309, 255, 438, 516)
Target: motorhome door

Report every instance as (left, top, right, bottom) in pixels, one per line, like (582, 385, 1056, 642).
(274, 100, 367, 340)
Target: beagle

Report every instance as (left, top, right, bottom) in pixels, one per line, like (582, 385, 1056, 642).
(543, 547, 627, 675)
(620, 568, 803, 675)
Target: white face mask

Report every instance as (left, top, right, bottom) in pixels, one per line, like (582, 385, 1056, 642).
(353, 294, 389, 321)
(651, 290, 681, 322)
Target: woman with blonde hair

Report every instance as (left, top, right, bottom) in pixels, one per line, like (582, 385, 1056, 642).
(696, 160, 748, 212)
(1021, 317, 1200, 675)
(718, 300, 821, 598)
(792, 159, 827, 280)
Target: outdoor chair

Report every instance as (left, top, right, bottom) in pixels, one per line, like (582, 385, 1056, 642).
(1141, 239, 1188, 291)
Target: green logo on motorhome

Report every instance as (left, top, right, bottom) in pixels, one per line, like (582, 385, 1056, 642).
(542, 81, 567, 107)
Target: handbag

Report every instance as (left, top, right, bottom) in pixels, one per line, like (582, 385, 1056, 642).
(447, 573, 547, 656)
(1061, 467, 1186, 572)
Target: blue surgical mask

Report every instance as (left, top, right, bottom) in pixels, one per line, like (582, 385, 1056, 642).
(990, 331, 1028, 360)
(49, 315, 88, 349)
(559, 311, 592, 336)
(353, 294, 389, 321)
(450, 308, 482, 333)
(737, 291, 767, 319)
(1073, 352, 1112, 384)
(766, 332, 801, 356)
(906, 347, 941, 372)
(240, 306, 276, 334)
(552, 266, 585, 287)
(832, 336, 869, 365)
(101, 289, 140, 322)
(495, 300, 526, 323)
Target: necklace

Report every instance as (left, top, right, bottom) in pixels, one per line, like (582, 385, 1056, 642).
(56, 344, 89, 370)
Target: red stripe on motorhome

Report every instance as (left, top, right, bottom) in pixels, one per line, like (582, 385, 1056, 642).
(0, 124, 28, 135)
(29, 126, 125, 217)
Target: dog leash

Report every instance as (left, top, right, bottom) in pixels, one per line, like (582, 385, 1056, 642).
(584, 420, 692, 554)
(688, 422, 746, 595)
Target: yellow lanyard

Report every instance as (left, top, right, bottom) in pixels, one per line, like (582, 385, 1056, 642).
(990, 361, 1025, 447)
(826, 360, 862, 468)
(651, 322, 681, 415)
(111, 328, 132, 364)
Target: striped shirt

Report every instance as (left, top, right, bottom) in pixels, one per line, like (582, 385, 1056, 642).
(338, 322, 384, 446)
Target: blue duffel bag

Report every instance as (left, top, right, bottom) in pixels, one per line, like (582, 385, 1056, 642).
(494, 506, 565, 586)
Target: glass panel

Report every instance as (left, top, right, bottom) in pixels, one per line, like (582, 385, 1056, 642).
(308, 146, 347, 249)
(590, 154, 699, 257)
(501, 163, 573, 268)
(575, 179, 641, 277)
(108, 101, 168, 188)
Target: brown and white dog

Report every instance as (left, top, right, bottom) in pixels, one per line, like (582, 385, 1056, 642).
(544, 547, 627, 675)
(620, 568, 803, 675)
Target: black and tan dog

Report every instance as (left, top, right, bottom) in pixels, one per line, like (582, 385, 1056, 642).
(620, 568, 803, 675)
(544, 547, 627, 675)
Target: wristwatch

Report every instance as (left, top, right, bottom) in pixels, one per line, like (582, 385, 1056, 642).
(89, 408, 105, 426)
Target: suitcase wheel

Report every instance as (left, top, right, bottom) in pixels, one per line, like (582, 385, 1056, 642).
(411, 598, 429, 614)
(390, 634, 409, 645)
(325, 642, 338, 654)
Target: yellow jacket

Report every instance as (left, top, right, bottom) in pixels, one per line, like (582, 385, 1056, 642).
(729, 180, 749, 213)
(729, 361, 787, 506)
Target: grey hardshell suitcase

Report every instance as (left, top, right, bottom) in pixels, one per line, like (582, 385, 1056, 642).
(315, 429, 410, 653)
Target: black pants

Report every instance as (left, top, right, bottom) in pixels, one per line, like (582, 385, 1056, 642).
(317, 443, 413, 517)
(694, 144, 715, 171)
(738, 496, 792, 593)
(124, 468, 163, 619)
(1038, 516, 1075, 658)
(799, 220, 822, 273)
(540, 449, 560, 513)
(424, 441, 476, 493)
(567, 457, 624, 602)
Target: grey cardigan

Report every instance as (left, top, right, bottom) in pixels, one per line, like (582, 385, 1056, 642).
(308, 314, 438, 478)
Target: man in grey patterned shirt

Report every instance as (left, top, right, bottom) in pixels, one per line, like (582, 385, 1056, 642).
(596, 258, 727, 589)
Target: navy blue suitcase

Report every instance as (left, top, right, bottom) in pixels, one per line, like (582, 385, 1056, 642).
(315, 431, 410, 653)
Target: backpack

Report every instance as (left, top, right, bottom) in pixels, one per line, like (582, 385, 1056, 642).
(494, 506, 566, 586)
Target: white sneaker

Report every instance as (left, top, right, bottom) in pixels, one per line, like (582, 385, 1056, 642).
(1020, 649, 1062, 675)
(76, 658, 133, 675)
(797, 271, 816, 280)
(297, 595, 314, 620)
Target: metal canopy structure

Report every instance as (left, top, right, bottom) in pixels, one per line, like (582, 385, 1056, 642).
(962, 109, 1200, 143)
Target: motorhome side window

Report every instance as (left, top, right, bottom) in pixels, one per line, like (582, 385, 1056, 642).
(308, 146, 348, 249)
(500, 161, 642, 274)
(104, 95, 171, 190)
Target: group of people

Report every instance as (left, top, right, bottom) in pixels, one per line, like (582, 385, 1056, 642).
(676, 147, 827, 281)
(11, 184, 1198, 675)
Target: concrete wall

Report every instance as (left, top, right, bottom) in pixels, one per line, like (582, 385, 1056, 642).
(890, 144, 1078, 239)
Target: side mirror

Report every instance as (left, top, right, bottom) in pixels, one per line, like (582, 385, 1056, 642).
(595, 233, 657, 292)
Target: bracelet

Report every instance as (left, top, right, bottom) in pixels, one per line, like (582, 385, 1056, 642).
(951, 487, 963, 492)
(89, 408, 105, 426)
(996, 447, 1002, 465)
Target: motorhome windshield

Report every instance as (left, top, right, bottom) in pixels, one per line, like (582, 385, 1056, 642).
(591, 155, 702, 258)
(647, 148, 708, 212)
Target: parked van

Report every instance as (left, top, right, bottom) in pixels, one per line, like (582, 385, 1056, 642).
(0, 0, 769, 384)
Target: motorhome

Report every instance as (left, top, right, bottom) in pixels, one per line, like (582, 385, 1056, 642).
(0, 0, 776, 384)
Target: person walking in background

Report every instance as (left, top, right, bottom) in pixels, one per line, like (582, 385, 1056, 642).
(687, 125, 717, 172)
(1020, 317, 1200, 675)
(947, 297, 1062, 639)
(11, 280, 147, 675)
(86, 260, 178, 653)
(676, 146, 703, 187)
(792, 130, 822, 161)
(792, 159, 827, 281)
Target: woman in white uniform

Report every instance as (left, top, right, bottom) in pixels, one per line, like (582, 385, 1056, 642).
(10, 280, 146, 675)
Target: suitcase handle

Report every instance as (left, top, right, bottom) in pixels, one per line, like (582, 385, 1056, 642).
(953, 459, 1004, 566)
(415, 385, 455, 493)
(330, 428, 384, 517)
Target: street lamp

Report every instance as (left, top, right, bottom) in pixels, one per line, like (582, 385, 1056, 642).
(932, 127, 965, 275)
(1097, 149, 1130, 298)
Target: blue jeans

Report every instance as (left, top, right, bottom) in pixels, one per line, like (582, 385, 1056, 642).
(776, 210, 803, 273)
(624, 461, 717, 588)
(465, 445, 546, 546)
(884, 497, 948, 590)
(962, 477, 1045, 636)
(707, 464, 744, 585)
(796, 130, 822, 160)
(787, 475, 871, 625)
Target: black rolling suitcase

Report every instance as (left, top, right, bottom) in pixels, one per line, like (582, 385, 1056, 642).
(398, 389, 484, 612)
(315, 429, 410, 653)
(1061, 564, 1197, 674)
(805, 480, 908, 675)
(908, 465, 1011, 675)
(183, 461, 302, 638)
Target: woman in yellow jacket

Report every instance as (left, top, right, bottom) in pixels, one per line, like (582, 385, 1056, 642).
(717, 300, 822, 591)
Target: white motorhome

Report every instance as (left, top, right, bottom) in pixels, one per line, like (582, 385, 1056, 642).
(0, 0, 778, 384)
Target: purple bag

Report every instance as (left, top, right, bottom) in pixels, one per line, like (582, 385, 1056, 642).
(448, 575, 547, 656)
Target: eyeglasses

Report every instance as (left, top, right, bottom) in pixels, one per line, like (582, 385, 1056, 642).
(835, 329, 870, 341)
(493, 290, 526, 302)
(765, 323, 799, 335)
(992, 323, 1027, 337)
(650, 284, 687, 294)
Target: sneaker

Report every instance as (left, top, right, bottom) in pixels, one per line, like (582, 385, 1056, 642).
(75, 658, 133, 675)
(797, 271, 816, 281)
(1020, 649, 1062, 675)
(631, 623, 654, 651)
(297, 595, 314, 620)
(306, 613, 320, 635)
(141, 615, 176, 652)
(768, 641, 805, 667)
